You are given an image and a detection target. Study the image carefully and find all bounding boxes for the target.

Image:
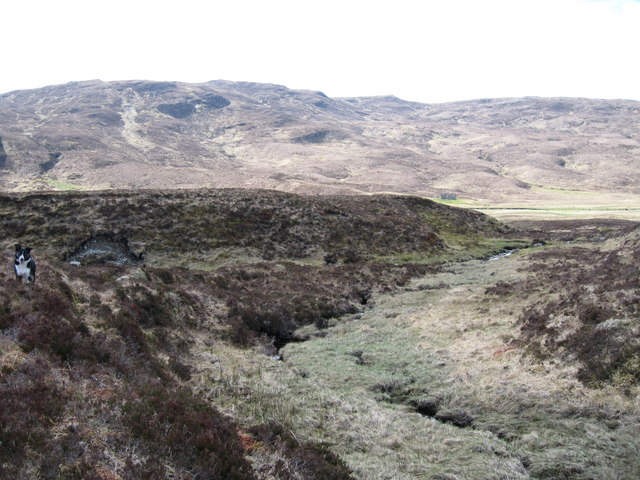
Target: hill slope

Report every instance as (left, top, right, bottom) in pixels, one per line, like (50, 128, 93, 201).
(0, 189, 520, 479)
(1, 80, 639, 203)
(1, 189, 639, 479)
(0, 188, 512, 268)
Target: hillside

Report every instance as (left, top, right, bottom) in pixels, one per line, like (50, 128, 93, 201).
(1, 80, 639, 205)
(1, 189, 639, 479)
(0, 189, 517, 479)
(0, 188, 512, 268)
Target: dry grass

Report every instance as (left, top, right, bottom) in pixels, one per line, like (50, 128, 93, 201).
(215, 225, 640, 479)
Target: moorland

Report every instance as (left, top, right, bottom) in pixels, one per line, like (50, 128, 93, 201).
(1, 189, 638, 479)
(1, 81, 639, 480)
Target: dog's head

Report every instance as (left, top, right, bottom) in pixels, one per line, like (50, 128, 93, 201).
(15, 244, 32, 264)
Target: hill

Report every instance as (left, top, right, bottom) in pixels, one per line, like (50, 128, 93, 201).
(1, 80, 639, 205)
(0, 188, 512, 268)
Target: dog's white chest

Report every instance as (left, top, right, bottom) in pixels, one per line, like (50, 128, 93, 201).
(15, 261, 32, 279)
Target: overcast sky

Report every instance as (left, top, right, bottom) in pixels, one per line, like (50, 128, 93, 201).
(2, 0, 639, 103)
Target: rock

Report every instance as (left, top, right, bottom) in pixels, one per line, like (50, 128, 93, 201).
(68, 235, 142, 265)
(200, 93, 230, 110)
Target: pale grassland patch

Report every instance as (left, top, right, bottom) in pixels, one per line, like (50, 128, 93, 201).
(432, 198, 486, 207)
(192, 330, 527, 480)
(476, 205, 640, 221)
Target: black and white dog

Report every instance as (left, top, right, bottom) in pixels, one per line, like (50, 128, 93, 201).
(14, 244, 36, 283)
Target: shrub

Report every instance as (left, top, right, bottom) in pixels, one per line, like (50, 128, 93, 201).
(212, 262, 435, 346)
(17, 314, 77, 359)
(14, 287, 94, 361)
(248, 422, 355, 480)
(0, 356, 65, 475)
(515, 235, 640, 387)
(122, 382, 256, 479)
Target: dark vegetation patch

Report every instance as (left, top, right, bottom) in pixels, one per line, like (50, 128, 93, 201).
(87, 110, 124, 127)
(212, 262, 440, 345)
(410, 397, 441, 417)
(122, 382, 255, 480)
(201, 93, 231, 109)
(549, 102, 572, 112)
(0, 136, 8, 168)
(40, 151, 62, 172)
(433, 410, 475, 428)
(157, 101, 196, 119)
(108, 261, 439, 348)
(0, 355, 65, 477)
(157, 95, 230, 118)
(293, 130, 331, 143)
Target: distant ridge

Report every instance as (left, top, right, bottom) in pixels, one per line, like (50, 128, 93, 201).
(0, 80, 639, 204)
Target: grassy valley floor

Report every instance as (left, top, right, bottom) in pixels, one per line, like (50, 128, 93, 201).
(206, 241, 640, 479)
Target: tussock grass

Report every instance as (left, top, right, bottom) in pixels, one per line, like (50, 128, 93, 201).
(201, 340, 529, 480)
(197, 234, 640, 479)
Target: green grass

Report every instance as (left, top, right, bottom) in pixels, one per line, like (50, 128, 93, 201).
(377, 237, 530, 265)
(43, 177, 84, 191)
(432, 198, 485, 207)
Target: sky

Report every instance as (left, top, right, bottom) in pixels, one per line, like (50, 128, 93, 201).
(1, 0, 639, 103)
